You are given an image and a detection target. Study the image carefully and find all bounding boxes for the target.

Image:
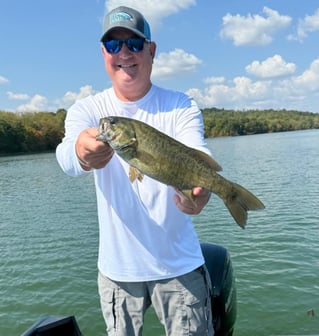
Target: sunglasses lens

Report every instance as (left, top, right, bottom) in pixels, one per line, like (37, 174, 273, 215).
(126, 38, 145, 52)
(104, 38, 145, 54)
(104, 40, 122, 54)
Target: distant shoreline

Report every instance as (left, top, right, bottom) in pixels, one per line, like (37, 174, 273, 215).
(1, 108, 318, 155)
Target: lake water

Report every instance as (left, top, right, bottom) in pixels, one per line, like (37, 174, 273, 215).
(1, 130, 318, 336)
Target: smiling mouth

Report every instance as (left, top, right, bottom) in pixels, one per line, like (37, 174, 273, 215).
(118, 64, 137, 68)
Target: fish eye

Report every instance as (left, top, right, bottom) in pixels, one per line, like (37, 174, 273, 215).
(109, 117, 116, 125)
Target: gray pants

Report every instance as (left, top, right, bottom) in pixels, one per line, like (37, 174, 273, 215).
(98, 266, 213, 336)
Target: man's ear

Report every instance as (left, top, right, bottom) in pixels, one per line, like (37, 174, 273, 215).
(101, 44, 107, 56)
(150, 41, 157, 60)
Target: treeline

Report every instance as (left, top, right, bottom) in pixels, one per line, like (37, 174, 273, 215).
(203, 108, 319, 137)
(1, 108, 319, 154)
(0, 109, 66, 154)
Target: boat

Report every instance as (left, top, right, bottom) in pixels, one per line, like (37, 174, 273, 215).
(21, 315, 82, 336)
(21, 242, 237, 336)
(201, 242, 237, 336)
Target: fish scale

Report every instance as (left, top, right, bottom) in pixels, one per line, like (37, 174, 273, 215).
(96, 116, 265, 228)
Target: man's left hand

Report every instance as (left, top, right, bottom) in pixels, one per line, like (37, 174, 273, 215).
(174, 187, 211, 215)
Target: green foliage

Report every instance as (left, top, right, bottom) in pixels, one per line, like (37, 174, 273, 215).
(0, 109, 66, 154)
(202, 108, 319, 137)
(0, 107, 318, 155)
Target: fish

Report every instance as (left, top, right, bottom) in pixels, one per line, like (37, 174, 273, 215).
(96, 116, 265, 228)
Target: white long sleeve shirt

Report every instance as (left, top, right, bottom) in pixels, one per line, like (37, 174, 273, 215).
(56, 85, 210, 281)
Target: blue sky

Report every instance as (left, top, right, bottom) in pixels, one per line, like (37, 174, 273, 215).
(1, 0, 319, 113)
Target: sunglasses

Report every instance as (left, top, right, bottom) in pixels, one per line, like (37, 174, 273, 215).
(103, 37, 149, 54)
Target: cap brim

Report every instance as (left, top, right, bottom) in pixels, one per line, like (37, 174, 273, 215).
(100, 26, 147, 41)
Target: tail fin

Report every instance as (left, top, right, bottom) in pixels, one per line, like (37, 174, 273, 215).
(225, 182, 265, 229)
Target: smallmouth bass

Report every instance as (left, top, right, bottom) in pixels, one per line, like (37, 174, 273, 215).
(96, 116, 265, 228)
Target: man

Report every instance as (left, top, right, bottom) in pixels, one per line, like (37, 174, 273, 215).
(56, 6, 213, 336)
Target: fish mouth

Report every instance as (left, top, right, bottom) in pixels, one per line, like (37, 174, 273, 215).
(97, 119, 121, 143)
(96, 117, 136, 151)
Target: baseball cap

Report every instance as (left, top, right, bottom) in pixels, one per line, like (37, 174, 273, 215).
(100, 6, 151, 42)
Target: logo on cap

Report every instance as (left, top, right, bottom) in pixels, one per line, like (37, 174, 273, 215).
(110, 12, 133, 25)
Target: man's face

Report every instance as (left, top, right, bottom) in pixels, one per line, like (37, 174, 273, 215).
(102, 28, 156, 101)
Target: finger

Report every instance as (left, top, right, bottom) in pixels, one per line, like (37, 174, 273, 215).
(86, 127, 99, 137)
(192, 186, 206, 197)
(173, 194, 196, 215)
(88, 145, 114, 169)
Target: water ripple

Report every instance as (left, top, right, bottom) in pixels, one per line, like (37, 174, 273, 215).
(1, 131, 319, 335)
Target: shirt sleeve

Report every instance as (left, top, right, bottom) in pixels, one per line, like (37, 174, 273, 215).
(56, 98, 96, 177)
(175, 94, 211, 156)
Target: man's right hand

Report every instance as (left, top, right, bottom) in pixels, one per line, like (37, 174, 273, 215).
(75, 128, 114, 170)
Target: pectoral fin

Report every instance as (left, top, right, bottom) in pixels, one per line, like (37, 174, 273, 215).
(129, 166, 144, 183)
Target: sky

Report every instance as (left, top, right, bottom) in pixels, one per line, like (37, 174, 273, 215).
(1, 0, 319, 113)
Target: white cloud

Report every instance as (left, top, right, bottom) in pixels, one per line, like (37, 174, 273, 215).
(5, 86, 95, 113)
(245, 55, 296, 79)
(204, 77, 225, 85)
(292, 58, 319, 91)
(7, 91, 30, 100)
(0, 75, 9, 84)
(288, 8, 319, 42)
(187, 77, 271, 109)
(186, 57, 319, 112)
(59, 85, 95, 107)
(105, 0, 196, 30)
(187, 77, 272, 109)
(16, 95, 48, 113)
(187, 85, 230, 108)
(152, 48, 202, 79)
(232, 76, 270, 98)
(220, 7, 291, 46)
